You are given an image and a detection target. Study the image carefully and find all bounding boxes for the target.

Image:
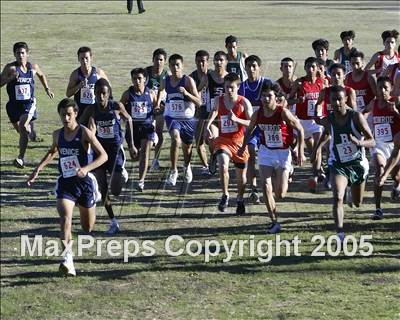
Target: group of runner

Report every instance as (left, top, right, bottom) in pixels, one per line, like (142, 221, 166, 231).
(1, 29, 399, 276)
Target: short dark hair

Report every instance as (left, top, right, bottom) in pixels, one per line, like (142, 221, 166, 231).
(329, 63, 346, 74)
(13, 42, 29, 53)
(381, 29, 399, 41)
(130, 67, 147, 78)
(312, 38, 330, 51)
(195, 50, 209, 59)
(340, 30, 355, 40)
(330, 85, 346, 97)
(349, 50, 365, 60)
(94, 78, 112, 95)
(153, 48, 167, 60)
(77, 46, 92, 56)
(261, 81, 282, 96)
(57, 98, 79, 114)
(280, 57, 294, 65)
(377, 76, 392, 86)
(224, 72, 240, 84)
(214, 51, 228, 60)
(245, 55, 262, 67)
(225, 35, 238, 45)
(169, 54, 183, 63)
(304, 57, 318, 67)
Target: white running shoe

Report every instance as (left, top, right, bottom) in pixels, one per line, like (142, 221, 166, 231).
(150, 159, 160, 171)
(106, 219, 120, 235)
(166, 169, 178, 186)
(122, 168, 129, 183)
(59, 253, 76, 277)
(13, 157, 24, 169)
(137, 180, 144, 192)
(184, 164, 193, 184)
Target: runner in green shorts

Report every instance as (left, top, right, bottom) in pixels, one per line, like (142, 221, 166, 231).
(312, 85, 375, 241)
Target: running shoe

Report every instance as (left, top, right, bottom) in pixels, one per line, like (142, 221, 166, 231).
(13, 157, 24, 169)
(249, 189, 260, 204)
(184, 164, 193, 184)
(106, 219, 120, 235)
(59, 254, 76, 277)
(137, 180, 144, 192)
(236, 200, 246, 215)
(218, 194, 229, 212)
(371, 208, 383, 220)
(266, 222, 281, 234)
(166, 170, 178, 186)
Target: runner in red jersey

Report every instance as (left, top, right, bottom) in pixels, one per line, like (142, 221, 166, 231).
(239, 82, 305, 234)
(277, 57, 297, 114)
(205, 73, 253, 214)
(316, 63, 356, 118)
(365, 29, 400, 77)
(288, 57, 328, 192)
(364, 77, 400, 219)
(345, 50, 377, 113)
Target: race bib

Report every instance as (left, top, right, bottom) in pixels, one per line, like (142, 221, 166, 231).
(168, 100, 185, 118)
(307, 99, 317, 117)
(356, 96, 365, 111)
(80, 86, 95, 104)
(374, 123, 393, 142)
(220, 115, 238, 133)
(337, 142, 358, 163)
(60, 155, 80, 178)
(15, 84, 31, 100)
(132, 102, 148, 119)
(264, 129, 283, 148)
(97, 125, 115, 139)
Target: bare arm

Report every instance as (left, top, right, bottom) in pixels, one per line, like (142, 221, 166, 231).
(348, 88, 357, 109)
(364, 52, 379, 74)
(0, 63, 17, 87)
(116, 102, 137, 157)
(311, 117, 330, 164)
(27, 130, 59, 185)
(378, 132, 400, 186)
(32, 63, 54, 99)
(119, 89, 130, 107)
(181, 76, 201, 107)
(350, 111, 375, 148)
(230, 97, 252, 127)
(333, 49, 340, 63)
(66, 70, 82, 97)
(368, 73, 377, 97)
(282, 108, 305, 166)
(80, 127, 108, 175)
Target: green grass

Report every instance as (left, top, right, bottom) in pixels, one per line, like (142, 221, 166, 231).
(1, 1, 400, 319)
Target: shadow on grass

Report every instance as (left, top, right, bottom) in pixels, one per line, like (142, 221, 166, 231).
(1, 253, 399, 287)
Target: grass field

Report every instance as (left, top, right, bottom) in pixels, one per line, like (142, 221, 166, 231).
(1, 1, 400, 319)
